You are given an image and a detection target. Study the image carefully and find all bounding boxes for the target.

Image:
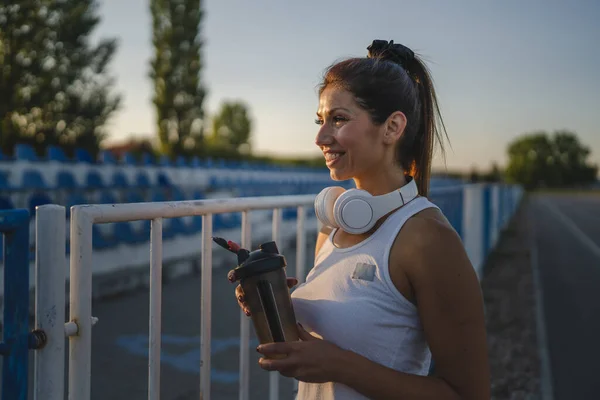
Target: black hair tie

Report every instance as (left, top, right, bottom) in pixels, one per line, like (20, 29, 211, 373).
(367, 39, 414, 68)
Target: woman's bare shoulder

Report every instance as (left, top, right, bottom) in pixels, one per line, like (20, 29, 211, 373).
(391, 206, 466, 276)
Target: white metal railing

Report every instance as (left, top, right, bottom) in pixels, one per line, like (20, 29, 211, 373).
(29, 184, 523, 400)
(58, 195, 315, 400)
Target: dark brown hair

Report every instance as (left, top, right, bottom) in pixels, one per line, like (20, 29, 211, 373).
(318, 44, 448, 196)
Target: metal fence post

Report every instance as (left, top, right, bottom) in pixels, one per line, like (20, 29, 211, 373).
(239, 211, 252, 400)
(0, 208, 31, 400)
(34, 205, 67, 400)
(270, 208, 282, 400)
(69, 206, 94, 400)
(292, 206, 306, 397)
(149, 218, 163, 400)
(200, 213, 213, 400)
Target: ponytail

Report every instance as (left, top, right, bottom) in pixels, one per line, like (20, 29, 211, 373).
(403, 56, 448, 197)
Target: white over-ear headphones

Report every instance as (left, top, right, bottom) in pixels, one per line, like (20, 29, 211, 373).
(314, 176, 419, 234)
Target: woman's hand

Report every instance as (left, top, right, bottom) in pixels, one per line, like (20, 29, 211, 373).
(231, 276, 298, 316)
(256, 323, 347, 384)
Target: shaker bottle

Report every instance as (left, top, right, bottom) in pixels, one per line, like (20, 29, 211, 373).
(214, 237, 300, 354)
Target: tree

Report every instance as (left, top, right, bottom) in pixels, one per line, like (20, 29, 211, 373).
(505, 130, 598, 189)
(0, 0, 121, 158)
(468, 166, 481, 183)
(481, 162, 503, 183)
(150, 0, 206, 158)
(207, 100, 252, 156)
(0, 2, 47, 154)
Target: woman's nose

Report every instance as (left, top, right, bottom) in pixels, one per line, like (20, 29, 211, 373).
(315, 125, 334, 147)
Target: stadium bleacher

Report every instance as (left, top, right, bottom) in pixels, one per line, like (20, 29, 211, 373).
(0, 143, 368, 260)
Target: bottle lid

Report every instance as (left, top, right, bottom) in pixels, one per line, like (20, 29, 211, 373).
(227, 241, 287, 282)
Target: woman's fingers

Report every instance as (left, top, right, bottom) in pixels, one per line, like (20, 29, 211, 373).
(235, 285, 251, 316)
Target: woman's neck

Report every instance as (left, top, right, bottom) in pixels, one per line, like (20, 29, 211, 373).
(353, 167, 407, 196)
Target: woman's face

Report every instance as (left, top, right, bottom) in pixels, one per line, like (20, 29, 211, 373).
(315, 86, 387, 182)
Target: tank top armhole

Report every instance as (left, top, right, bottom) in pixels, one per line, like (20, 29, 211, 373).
(381, 198, 440, 312)
(314, 228, 337, 264)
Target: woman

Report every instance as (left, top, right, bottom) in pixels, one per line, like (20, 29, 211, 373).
(234, 39, 490, 399)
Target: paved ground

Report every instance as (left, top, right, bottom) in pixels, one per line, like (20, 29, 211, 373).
(528, 193, 600, 400)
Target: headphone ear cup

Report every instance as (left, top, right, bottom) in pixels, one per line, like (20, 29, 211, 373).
(315, 186, 345, 228)
(333, 189, 376, 234)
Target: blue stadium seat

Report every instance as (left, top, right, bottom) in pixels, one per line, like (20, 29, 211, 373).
(48, 146, 68, 162)
(208, 176, 218, 189)
(65, 193, 89, 218)
(0, 196, 14, 210)
(159, 155, 171, 167)
(21, 169, 47, 190)
(15, 144, 38, 161)
(99, 150, 117, 165)
(124, 191, 144, 203)
(92, 224, 117, 250)
(283, 208, 297, 220)
(188, 216, 202, 234)
(28, 192, 53, 217)
(227, 160, 239, 169)
(162, 186, 186, 202)
(85, 170, 105, 189)
(135, 171, 151, 188)
(99, 190, 118, 204)
(142, 153, 154, 166)
(157, 172, 171, 187)
(191, 157, 202, 168)
(113, 221, 146, 245)
(56, 170, 78, 190)
(214, 212, 241, 231)
(111, 171, 129, 188)
(0, 198, 15, 261)
(176, 156, 187, 167)
(0, 171, 10, 190)
(123, 152, 137, 165)
(204, 158, 215, 168)
(150, 189, 167, 203)
(75, 148, 93, 164)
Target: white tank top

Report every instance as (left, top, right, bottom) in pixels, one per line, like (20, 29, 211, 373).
(290, 196, 439, 400)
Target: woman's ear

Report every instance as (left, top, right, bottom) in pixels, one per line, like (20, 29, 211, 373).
(383, 111, 407, 144)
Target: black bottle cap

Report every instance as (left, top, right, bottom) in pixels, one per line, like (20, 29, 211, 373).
(227, 241, 286, 282)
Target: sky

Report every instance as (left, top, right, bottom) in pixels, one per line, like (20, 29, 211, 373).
(93, 0, 600, 172)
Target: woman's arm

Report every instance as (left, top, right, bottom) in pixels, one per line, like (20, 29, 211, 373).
(333, 348, 461, 400)
(334, 215, 490, 399)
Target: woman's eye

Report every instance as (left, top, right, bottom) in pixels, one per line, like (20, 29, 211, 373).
(333, 116, 347, 125)
(315, 116, 347, 126)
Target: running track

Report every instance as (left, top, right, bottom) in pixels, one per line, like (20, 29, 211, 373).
(529, 193, 600, 400)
